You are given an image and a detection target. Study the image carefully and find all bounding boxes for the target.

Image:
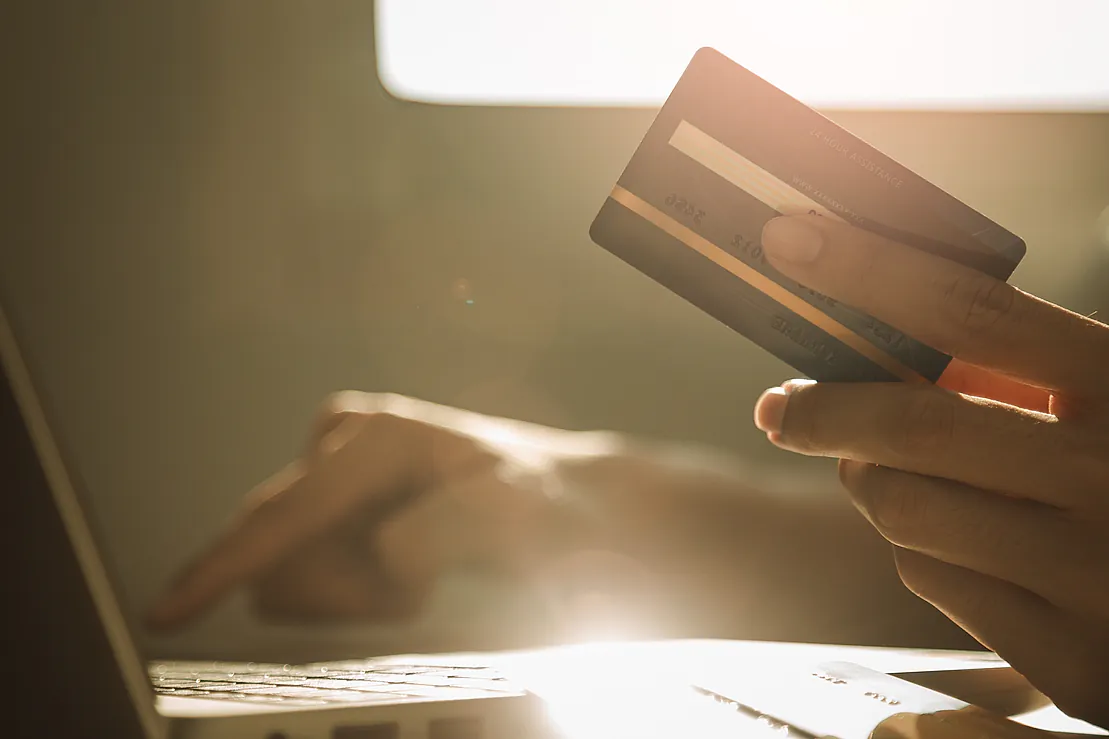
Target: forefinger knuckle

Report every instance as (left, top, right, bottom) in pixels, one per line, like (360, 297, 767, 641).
(938, 272, 1018, 350)
(851, 466, 927, 541)
(892, 548, 940, 601)
(883, 389, 957, 464)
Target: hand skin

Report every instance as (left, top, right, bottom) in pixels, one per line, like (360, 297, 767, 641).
(146, 392, 969, 651)
(754, 214, 1109, 728)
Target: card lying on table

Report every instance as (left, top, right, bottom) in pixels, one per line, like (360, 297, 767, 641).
(589, 47, 1026, 384)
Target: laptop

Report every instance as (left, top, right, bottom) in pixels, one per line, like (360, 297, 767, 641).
(0, 300, 559, 739)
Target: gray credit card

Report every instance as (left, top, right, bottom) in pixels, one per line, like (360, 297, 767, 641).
(694, 661, 972, 739)
(589, 47, 1026, 384)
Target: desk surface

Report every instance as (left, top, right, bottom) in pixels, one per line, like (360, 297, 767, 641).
(157, 639, 1107, 735)
(490, 639, 1105, 736)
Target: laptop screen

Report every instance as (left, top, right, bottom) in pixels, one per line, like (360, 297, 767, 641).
(0, 305, 164, 737)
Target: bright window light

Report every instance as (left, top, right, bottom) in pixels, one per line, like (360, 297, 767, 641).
(376, 0, 1109, 109)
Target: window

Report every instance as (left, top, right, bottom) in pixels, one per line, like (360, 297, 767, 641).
(376, 0, 1109, 109)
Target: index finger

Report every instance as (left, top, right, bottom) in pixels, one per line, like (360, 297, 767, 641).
(146, 414, 422, 630)
(761, 215, 1109, 398)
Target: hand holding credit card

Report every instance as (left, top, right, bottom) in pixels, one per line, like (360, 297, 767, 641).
(590, 48, 1109, 731)
(590, 47, 1026, 383)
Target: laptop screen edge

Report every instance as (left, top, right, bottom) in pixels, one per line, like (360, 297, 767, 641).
(0, 303, 168, 738)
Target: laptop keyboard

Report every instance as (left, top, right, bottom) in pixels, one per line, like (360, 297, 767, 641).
(149, 660, 523, 707)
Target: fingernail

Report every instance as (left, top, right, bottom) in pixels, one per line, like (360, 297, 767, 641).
(753, 387, 789, 434)
(762, 217, 824, 263)
(754, 379, 813, 435)
(781, 378, 816, 393)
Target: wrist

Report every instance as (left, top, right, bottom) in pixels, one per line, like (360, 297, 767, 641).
(527, 447, 660, 639)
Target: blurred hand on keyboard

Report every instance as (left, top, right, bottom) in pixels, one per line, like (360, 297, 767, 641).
(146, 391, 633, 629)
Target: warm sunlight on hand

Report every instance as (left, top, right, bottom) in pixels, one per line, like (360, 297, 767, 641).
(752, 214, 1109, 727)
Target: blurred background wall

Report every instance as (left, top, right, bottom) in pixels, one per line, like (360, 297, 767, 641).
(3, 2, 1108, 660)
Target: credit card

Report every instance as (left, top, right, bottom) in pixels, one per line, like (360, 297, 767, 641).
(589, 47, 1027, 383)
(693, 661, 1049, 739)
